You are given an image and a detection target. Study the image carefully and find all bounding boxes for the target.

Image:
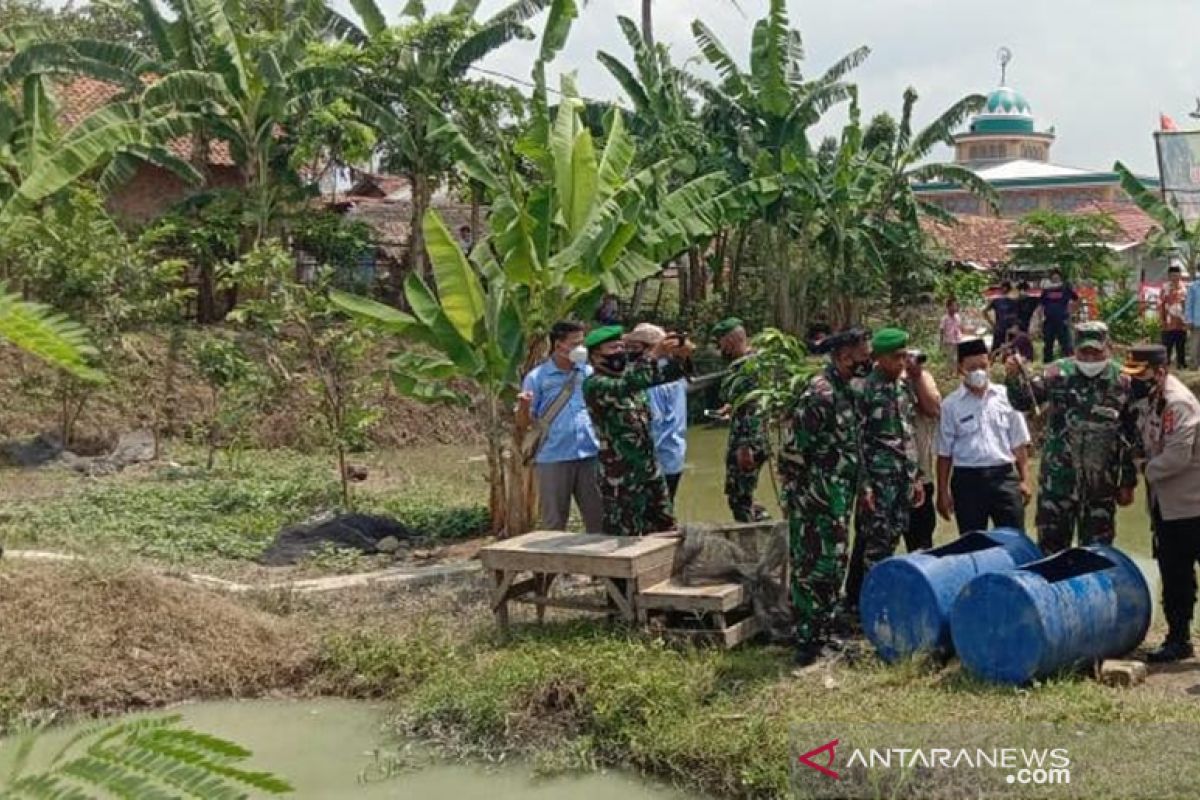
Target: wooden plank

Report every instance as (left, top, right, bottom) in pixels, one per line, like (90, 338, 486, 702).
(492, 570, 511, 632)
(512, 595, 611, 613)
(603, 577, 634, 621)
(480, 531, 677, 578)
(660, 615, 760, 649)
(638, 580, 746, 613)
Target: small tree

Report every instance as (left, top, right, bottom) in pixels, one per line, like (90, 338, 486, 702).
(1, 188, 186, 445)
(1011, 209, 1125, 285)
(190, 334, 261, 469)
(232, 242, 378, 508)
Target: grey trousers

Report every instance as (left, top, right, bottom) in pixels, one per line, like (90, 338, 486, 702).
(537, 458, 604, 533)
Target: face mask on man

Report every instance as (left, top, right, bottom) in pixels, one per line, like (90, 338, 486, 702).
(851, 359, 872, 378)
(1075, 359, 1107, 379)
(568, 345, 588, 365)
(1132, 377, 1154, 401)
(964, 369, 989, 389)
(600, 352, 628, 373)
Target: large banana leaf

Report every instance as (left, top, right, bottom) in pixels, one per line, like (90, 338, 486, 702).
(565, 125, 598, 237)
(596, 110, 634, 203)
(403, 272, 482, 375)
(329, 289, 421, 334)
(1115, 161, 1183, 235)
(187, 0, 248, 98)
(347, 0, 387, 36)
(539, 0, 578, 63)
(749, 0, 790, 116)
(692, 20, 749, 102)
(424, 210, 486, 344)
(0, 286, 103, 382)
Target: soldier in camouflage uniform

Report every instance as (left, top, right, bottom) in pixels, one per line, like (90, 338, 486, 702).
(845, 328, 925, 610)
(780, 329, 871, 666)
(1006, 321, 1137, 553)
(713, 318, 771, 522)
(583, 325, 692, 537)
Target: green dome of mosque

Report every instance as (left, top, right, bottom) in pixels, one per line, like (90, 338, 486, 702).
(969, 86, 1036, 135)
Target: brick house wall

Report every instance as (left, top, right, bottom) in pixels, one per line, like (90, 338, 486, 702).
(106, 164, 245, 223)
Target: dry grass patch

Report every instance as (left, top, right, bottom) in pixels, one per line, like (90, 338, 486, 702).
(0, 560, 314, 732)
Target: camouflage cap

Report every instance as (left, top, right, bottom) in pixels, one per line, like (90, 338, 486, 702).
(871, 327, 909, 355)
(584, 325, 624, 350)
(1074, 320, 1109, 351)
(710, 317, 744, 340)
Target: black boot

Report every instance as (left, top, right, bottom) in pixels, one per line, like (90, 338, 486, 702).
(1146, 639, 1194, 664)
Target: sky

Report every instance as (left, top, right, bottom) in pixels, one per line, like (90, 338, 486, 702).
(326, 0, 1200, 176)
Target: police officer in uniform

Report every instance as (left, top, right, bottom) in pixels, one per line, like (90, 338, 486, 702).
(1126, 344, 1200, 663)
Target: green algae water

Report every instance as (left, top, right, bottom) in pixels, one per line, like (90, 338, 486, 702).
(0, 699, 693, 799)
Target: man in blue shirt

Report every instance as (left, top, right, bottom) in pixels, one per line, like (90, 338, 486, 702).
(1039, 269, 1079, 362)
(516, 321, 604, 533)
(1184, 266, 1200, 369)
(624, 324, 689, 500)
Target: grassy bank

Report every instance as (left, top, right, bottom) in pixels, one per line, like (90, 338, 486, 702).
(3, 559, 1194, 800)
(0, 445, 488, 575)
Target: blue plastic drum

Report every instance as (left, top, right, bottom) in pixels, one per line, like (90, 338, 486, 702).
(860, 528, 1041, 662)
(950, 545, 1151, 685)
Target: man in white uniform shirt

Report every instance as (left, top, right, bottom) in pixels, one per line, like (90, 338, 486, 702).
(936, 338, 1032, 535)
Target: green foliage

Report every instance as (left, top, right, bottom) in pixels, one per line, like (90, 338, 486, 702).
(1116, 160, 1200, 274)
(0, 458, 340, 561)
(371, 492, 489, 541)
(936, 268, 990, 309)
(232, 240, 380, 506)
(1098, 288, 1158, 345)
(0, 285, 102, 382)
(1, 188, 188, 337)
(288, 209, 376, 290)
(1012, 209, 1125, 284)
(0, 714, 292, 797)
(190, 333, 267, 467)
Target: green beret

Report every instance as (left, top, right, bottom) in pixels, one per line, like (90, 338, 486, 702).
(711, 317, 744, 339)
(584, 325, 624, 349)
(1075, 320, 1109, 349)
(871, 327, 909, 355)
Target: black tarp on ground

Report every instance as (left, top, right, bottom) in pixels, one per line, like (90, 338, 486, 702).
(258, 513, 417, 566)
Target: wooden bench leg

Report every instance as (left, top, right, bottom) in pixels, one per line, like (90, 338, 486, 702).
(492, 569, 513, 633)
(603, 578, 634, 622)
(535, 573, 558, 624)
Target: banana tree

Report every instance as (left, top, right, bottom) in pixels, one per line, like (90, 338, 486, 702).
(0, 39, 202, 225)
(333, 212, 524, 534)
(1115, 160, 1200, 273)
(692, 0, 870, 331)
(338, 0, 554, 286)
(334, 25, 766, 534)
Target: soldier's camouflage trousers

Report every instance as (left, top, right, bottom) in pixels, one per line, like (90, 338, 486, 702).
(1036, 493, 1116, 553)
(789, 502, 850, 645)
(600, 474, 676, 537)
(1036, 452, 1119, 553)
(846, 478, 911, 607)
(726, 446, 768, 523)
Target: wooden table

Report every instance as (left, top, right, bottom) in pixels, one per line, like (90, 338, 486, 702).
(479, 531, 677, 631)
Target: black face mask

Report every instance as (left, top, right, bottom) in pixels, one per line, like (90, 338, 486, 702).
(1132, 378, 1153, 401)
(601, 353, 628, 373)
(852, 359, 872, 378)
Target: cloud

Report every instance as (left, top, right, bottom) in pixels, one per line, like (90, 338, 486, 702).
(345, 0, 1200, 174)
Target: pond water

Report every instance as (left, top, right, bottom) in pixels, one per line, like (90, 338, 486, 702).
(0, 699, 693, 800)
(677, 425, 1156, 558)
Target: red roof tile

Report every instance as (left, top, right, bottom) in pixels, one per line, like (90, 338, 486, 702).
(922, 215, 1015, 265)
(53, 76, 235, 167)
(1083, 201, 1160, 245)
